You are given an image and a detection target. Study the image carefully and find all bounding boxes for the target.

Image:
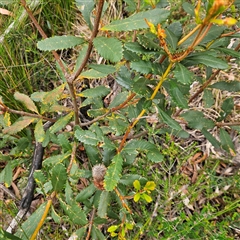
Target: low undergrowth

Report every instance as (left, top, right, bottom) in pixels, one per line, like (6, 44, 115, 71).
(0, 0, 240, 239)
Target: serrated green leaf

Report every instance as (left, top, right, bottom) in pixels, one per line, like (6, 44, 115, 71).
(80, 69, 110, 79)
(84, 145, 101, 165)
(43, 84, 66, 104)
(43, 152, 71, 167)
(34, 170, 47, 185)
(37, 35, 85, 51)
(201, 128, 221, 149)
(31, 91, 47, 102)
(132, 77, 151, 96)
(74, 226, 88, 238)
(146, 149, 164, 163)
(123, 49, 141, 61)
(124, 42, 153, 54)
(3, 117, 35, 135)
(219, 129, 235, 153)
(218, 98, 234, 121)
(89, 64, 116, 74)
(185, 53, 228, 69)
(93, 37, 123, 62)
(51, 163, 67, 192)
(49, 112, 74, 134)
(215, 47, 240, 58)
(119, 174, 144, 186)
(115, 66, 133, 89)
(123, 139, 163, 162)
(15, 202, 47, 240)
(91, 225, 106, 240)
(74, 44, 88, 73)
(181, 110, 215, 130)
(102, 8, 169, 31)
(168, 22, 182, 39)
(182, 2, 194, 16)
(210, 81, 240, 92)
(75, 0, 94, 29)
(104, 154, 123, 191)
(137, 35, 162, 51)
(57, 133, 72, 152)
(131, 61, 154, 74)
(174, 63, 194, 85)
(76, 183, 96, 202)
(79, 85, 110, 98)
(158, 107, 182, 131)
(200, 25, 226, 45)
(208, 38, 229, 49)
(75, 128, 100, 145)
(165, 28, 178, 50)
(123, 139, 156, 153)
(169, 83, 189, 109)
(34, 119, 45, 143)
(203, 89, 214, 108)
(51, 206, 61, 224)
(59, 199, 88, 225)
(48, 103, 71, 113)
(14, 92, 39, 114)
(0, 162, 12, 188)
(98, 191, 110, 218)
(109, 91, 129, 108)
(80, 63, 116, 79)
(108, 116, 128, 136)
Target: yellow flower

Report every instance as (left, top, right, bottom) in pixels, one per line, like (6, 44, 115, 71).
(157, 24, 166, 39)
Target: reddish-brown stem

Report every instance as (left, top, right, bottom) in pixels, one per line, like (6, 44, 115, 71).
(0, 105, 56, 122)
(111, 93, 136, 111)
(86, 208, 96, 240)
(71, 0, 105, 83)
(220, 28, 240, 37)
(79, 93, 137, 127)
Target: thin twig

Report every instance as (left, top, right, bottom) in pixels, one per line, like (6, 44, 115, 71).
(86, 208, 96, 240)
(71, 0, 105, 83)
(0, 104, 56, 122)
(80, 93, 136, 127)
